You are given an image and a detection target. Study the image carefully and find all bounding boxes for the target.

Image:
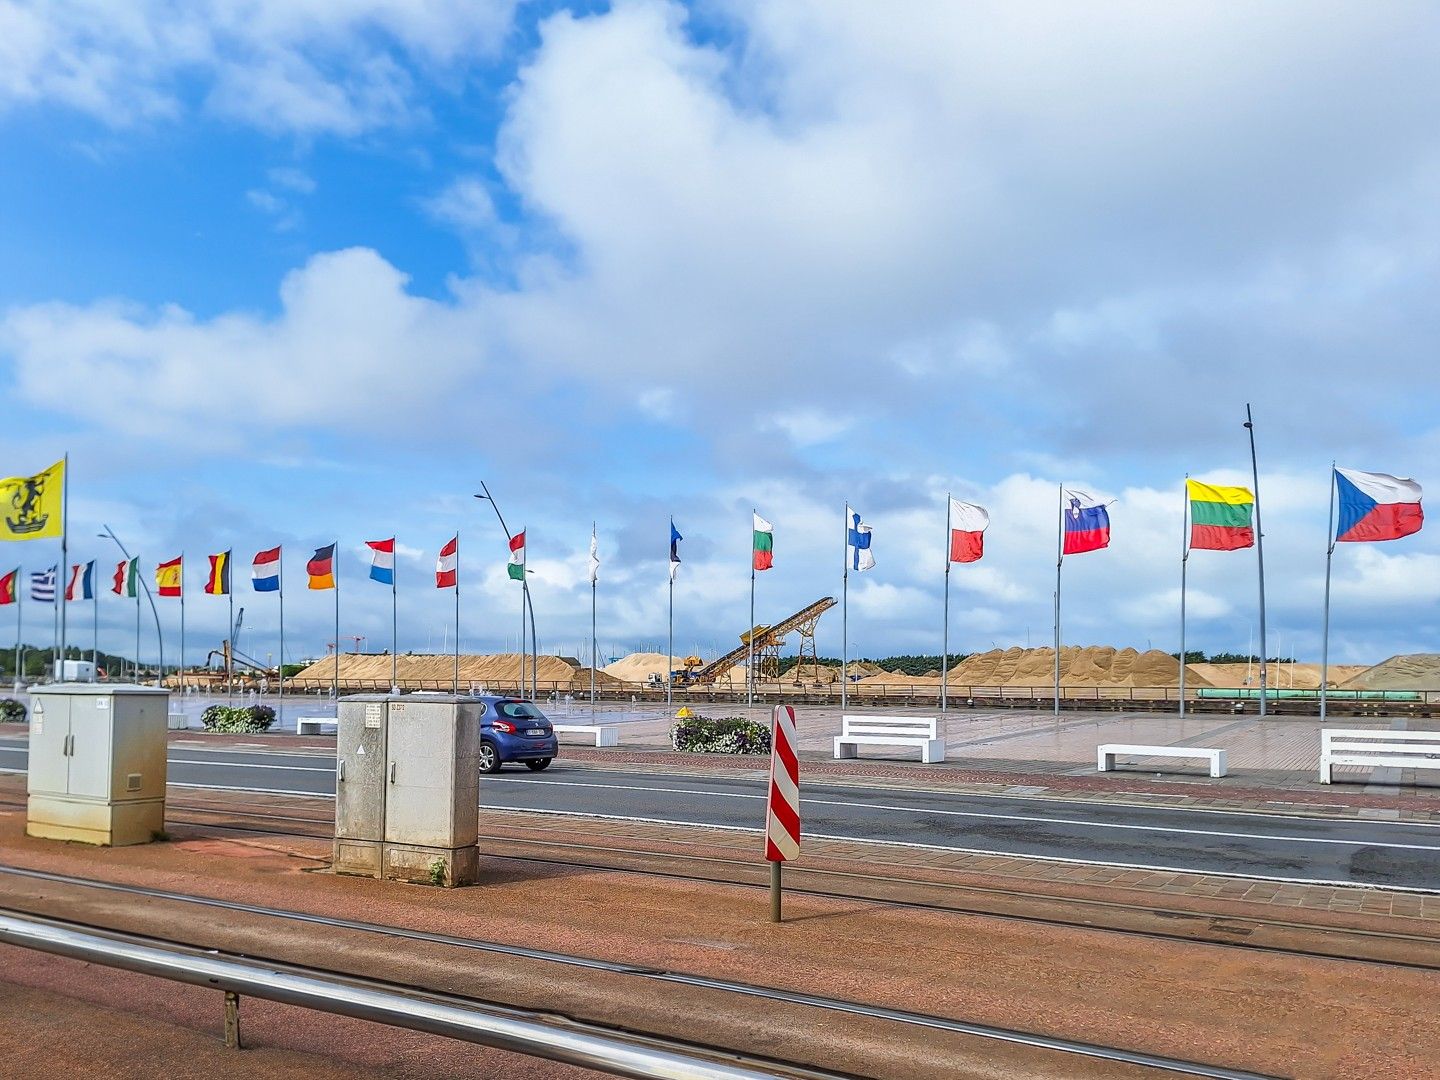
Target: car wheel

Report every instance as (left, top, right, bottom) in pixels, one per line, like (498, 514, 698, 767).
(525, 758, 552, 772)
(479, 742, 502, 774)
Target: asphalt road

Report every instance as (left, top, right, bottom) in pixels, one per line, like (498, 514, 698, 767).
(2, 737, 1437, 890)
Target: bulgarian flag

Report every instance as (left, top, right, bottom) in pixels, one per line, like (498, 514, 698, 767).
(507, 531, 526, 581)
(753, 513, 773, 571)
(1187, 480, 1254, 551)
(113, 558, 139, 598)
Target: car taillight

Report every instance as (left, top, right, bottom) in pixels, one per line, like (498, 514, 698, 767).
(493, 719, 516, 733)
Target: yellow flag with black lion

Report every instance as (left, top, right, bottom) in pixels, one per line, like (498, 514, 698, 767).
(0, 459, 65, 541)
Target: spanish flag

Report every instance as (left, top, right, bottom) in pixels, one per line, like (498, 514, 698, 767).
(204, 550, 231, 595)
(307, 544, 336, 590)
(0, 459, 65, 541)
(156, 556, 183, 597)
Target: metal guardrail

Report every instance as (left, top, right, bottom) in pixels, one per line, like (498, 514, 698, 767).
(0, 910, 826, 1080)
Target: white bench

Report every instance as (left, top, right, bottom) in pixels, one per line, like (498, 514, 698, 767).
(553, 723, 619, 748)
(1098, 743, 1227, 778)
(835, 715, 945, 764)
(296, 717, 337, 736)
(167, 712, 190, 730)
(1320, 729, 1440, 784)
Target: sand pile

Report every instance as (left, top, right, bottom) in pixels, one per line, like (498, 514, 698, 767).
(941, 646, 1204, 688)
(290, 653, 623, 691)
(602, 653, 695, 684)
(1341, 654, 1440, 691)
(1186, 662, 1371, 690)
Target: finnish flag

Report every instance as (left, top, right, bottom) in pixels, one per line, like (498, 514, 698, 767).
(846, 506, 874, 572)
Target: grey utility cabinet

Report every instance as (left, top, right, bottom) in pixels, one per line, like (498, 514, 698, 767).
(333, 693, 480, 886)
(27, 683, 170, 846)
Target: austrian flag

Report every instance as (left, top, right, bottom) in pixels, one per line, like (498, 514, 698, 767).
(436, 536, 458, 588)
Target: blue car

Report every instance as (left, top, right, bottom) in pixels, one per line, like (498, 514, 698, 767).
(475, 695, 558, 773)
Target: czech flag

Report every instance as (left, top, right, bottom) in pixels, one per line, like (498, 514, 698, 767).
(252, 547, 281, 592)
(948, 498, 989, 563)
(367, 538, 395, 585)
(1335, 468, 1423, 543)
(307, 544, 336, 590)
(1062, 490, 1110, 555)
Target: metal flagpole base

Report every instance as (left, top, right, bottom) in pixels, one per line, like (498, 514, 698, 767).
(769, 861, 782, 923)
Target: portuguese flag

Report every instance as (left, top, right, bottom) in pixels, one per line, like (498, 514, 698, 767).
(0, 568, 16, 606)
(752, 513, 774, 571)
(1187, 480, 1254, 551)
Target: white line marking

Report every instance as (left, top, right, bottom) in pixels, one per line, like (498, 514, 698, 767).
(166, 782, 334, 798)
(487, 777, 1440, 850)
(477, 805, 1440, 896)
(168, 759, 333, 773)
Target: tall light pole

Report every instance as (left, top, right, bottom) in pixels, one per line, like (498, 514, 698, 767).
(98, 526, 164, 685)
(475, 485, 537, 701)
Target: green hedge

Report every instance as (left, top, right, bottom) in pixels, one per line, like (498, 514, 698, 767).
(669, 715, 771, 754)
(200, 704, 277, 734)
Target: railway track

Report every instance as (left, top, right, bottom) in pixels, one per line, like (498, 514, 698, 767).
(0, 863, 1278, 1080)
(3, 794, 1436, 973)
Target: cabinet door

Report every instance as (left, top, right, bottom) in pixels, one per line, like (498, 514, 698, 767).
(383, 703, 458, 848)
(337, 704, 387, 842)
(66, 696, 114, 799)
(27, 696, 71, 797)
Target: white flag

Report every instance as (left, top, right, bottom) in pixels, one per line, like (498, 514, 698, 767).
(588, 524, 599, 585)
(845, 505, 874, 572)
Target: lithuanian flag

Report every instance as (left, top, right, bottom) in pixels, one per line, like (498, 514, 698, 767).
(1187, 480, 1254, 551)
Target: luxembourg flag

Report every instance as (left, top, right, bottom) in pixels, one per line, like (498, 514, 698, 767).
(367, 538, 395, 585)
(948, 498, 989, 563)
(1335, 468, 1423, 543)
(252, 547, 281, 592)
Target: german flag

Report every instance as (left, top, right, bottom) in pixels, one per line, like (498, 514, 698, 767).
(204, 550, 231, 595)
(307, 544, 336, 590)
(156, 556, 183, 597)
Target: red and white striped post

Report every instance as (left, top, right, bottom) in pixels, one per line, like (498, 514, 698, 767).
(764, 704, 801, 922)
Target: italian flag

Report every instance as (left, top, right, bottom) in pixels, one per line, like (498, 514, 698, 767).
(752, 513, 773, 571)
(507, 530, 526, 581)
(112, 557, 139, 598)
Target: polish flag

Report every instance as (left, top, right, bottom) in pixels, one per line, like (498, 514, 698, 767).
(948, 498, 989, 563)
(435, 536, 458, 588)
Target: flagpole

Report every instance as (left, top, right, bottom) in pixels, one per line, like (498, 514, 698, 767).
(1179, 477, 1189, 718)
(525, 533, 536, 702)
(453, 532, 460, 695)
(1320, 464, 1337, 723)
(91, 568, 98, 682)
(278, 549, 285, 721)
(333, 541, 340, 702)
(748, 509, 756, 710)
(841, 503, 849, 713)
(941, 494, 951, 714)
(59, 453, 69, 676)
(135, 587, 141, 684)
(14, 567, 22, 689)
(180, 555, 186, 694)
(390, 541, 397, 691)
(667, 519, 675, 710)
(1244, 404, 1269, 717)
(590, 522, 597, 708)
(1054, 485, 1063, 718)
(227, 564, 235, 699)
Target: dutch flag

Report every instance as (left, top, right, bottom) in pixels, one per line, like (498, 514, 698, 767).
(252, 547, 281, 592)
(367, 538, 395, 585)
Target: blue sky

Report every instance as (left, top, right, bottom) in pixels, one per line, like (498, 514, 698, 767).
(1, 0, 1437, 671)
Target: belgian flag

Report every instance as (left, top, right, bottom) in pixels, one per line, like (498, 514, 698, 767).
(204, 550, 232, 595)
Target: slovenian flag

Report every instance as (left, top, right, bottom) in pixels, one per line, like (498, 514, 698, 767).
(846, 506, 874, 572)
(507, 531, 526, 581)
(436, 535, 458, 588)
(367, 538, 395, 585)
(1335, 468, 1423, 543)
(948, 498, 989, 563)
(252, 547, 281, 592)
(753, 513, 773, 571)
(1062, 490, 1110, 555)
(66, 561, 95, 601)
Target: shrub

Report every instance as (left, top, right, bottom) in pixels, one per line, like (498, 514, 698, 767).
(670, 715, 771, 754)
(0, 698, 26, 722)
(200, 704, 278, 734)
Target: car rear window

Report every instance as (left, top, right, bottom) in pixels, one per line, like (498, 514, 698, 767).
(498, 702, 545, 720)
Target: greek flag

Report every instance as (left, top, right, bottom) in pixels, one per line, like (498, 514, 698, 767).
(30, 565, 56, 602)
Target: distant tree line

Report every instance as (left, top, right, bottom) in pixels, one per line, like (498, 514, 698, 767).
(1169, 651, 1297, 664)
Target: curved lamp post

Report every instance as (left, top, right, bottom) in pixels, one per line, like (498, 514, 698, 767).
(98, 526, 164, 685)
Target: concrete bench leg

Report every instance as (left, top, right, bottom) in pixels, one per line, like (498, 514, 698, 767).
(1210, 752, 1227, 778)
(834, 739, 858, 760)
(1097, 751, 1114, 773)
(1319, 756, 1332, 784)
(921, 739, 945, 764)
(595, 728, 618, 748)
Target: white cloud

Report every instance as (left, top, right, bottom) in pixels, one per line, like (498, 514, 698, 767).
(0, 0, 518, 134)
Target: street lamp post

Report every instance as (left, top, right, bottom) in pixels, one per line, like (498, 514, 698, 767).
(98, 526, 165, 686)
(474, 485, 537, 702)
